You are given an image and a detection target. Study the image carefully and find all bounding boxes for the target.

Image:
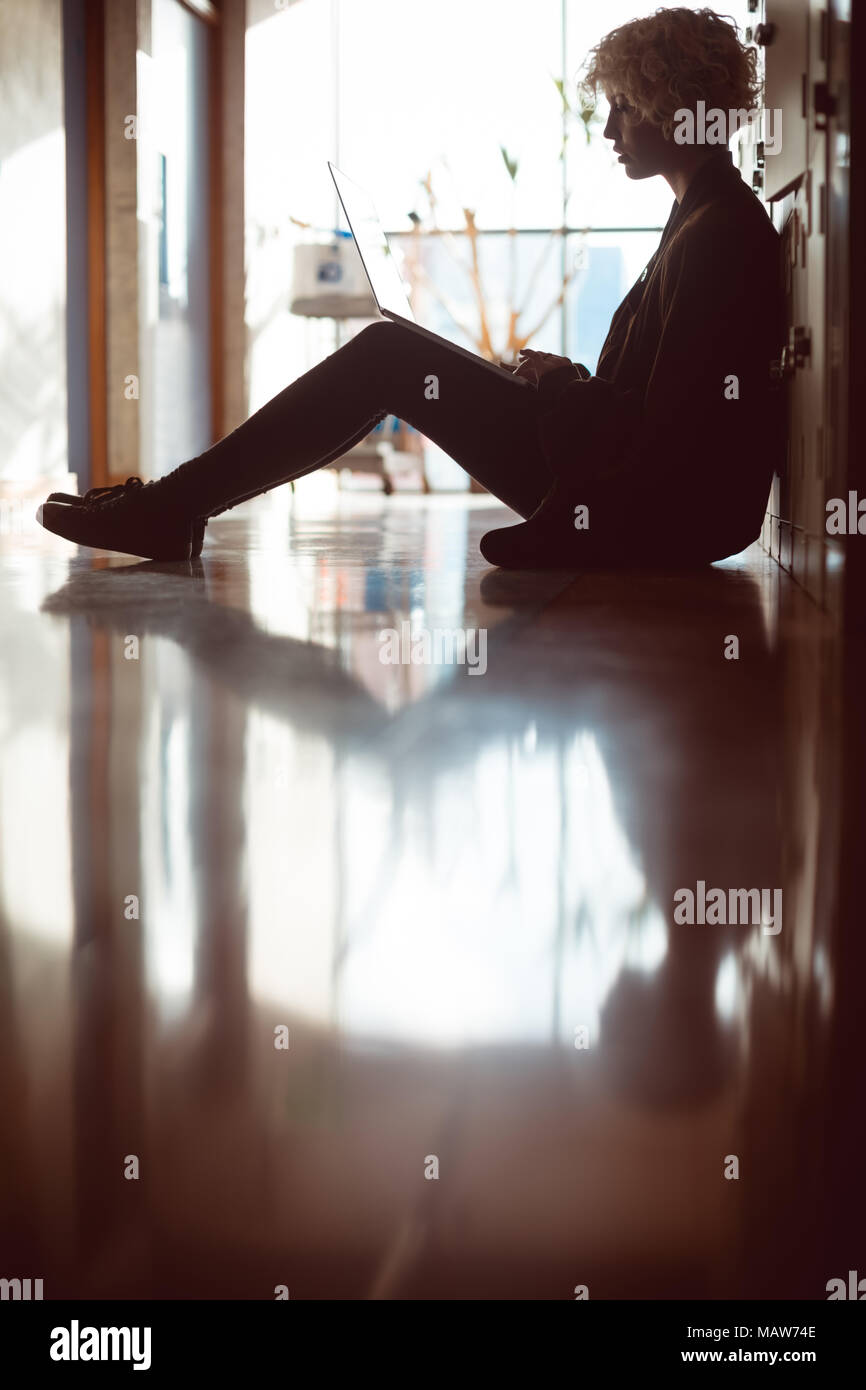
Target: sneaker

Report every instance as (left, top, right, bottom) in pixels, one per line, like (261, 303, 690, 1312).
(45, 489, 84, 505)
(36, 475, 207, 561)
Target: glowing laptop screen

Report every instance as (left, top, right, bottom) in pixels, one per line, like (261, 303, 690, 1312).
(329, 163, 416, 323)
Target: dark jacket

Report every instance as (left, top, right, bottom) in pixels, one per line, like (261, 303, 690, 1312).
(535, 150, 786, 564)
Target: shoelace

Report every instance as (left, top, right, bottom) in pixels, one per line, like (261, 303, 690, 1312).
(82, 475, 146, 505)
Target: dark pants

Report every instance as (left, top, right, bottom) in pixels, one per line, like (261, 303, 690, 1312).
(177, 320, 555, 519)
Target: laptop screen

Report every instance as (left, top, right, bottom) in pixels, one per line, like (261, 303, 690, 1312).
(328, 163, 416, 323)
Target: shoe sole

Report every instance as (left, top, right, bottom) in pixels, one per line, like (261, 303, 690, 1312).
(36, 501, 205, 562)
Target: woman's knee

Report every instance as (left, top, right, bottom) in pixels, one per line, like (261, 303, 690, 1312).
(356, 319, 402, 346)
(356, 318, 423, 360)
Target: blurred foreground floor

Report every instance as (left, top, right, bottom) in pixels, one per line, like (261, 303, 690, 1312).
(0, 486, 862, 1299)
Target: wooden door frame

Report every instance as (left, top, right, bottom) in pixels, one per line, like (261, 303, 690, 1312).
(85, 0, 107, 489)
(86, 0, 231, 489)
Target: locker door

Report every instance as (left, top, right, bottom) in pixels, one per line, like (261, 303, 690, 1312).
(764, 0, 827, 604)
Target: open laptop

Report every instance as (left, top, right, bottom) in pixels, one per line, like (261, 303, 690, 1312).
(328, 162, 532, 389)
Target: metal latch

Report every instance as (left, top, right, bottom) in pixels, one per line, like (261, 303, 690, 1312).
(770, 326, 811, 382)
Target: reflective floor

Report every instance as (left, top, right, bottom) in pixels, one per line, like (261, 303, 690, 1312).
(0, 483, 860, 1298)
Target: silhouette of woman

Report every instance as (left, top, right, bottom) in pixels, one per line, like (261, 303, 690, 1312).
(38, 7, 783, 570)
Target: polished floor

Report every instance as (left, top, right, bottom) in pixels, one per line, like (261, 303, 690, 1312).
(0, 480, 861, 1299)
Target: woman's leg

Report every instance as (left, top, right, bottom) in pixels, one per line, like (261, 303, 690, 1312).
(37, 321, 557, 560)
(171, 320, 554, 520)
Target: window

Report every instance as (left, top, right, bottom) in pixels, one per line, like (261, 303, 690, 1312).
(245, 0, 752, 389)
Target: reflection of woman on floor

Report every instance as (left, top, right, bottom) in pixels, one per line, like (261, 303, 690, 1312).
(39, 7, 783, 570)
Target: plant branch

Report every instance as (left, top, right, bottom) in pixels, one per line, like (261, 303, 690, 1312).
(463, 207, 494, 358)
(418, 172, 477, 286)
(403, 258, 482, 349)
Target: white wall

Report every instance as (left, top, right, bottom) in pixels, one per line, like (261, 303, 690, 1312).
(0, 0, 68, 482)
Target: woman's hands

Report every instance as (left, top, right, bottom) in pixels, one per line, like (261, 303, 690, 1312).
(499, 349, 576, 386)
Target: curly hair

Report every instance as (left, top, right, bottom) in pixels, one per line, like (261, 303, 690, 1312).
(580, 7, 761, 140)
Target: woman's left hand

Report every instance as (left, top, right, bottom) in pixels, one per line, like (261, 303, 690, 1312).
(513, 349, 575, 385)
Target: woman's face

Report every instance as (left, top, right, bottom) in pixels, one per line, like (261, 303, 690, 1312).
(602, 90, 672, 180)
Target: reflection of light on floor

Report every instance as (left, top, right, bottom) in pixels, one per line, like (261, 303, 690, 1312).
(244, 707, 341, 1027)
(813, 944, 833, 1017)
(0, 724, 73, 945)
(714, 952, 739, 1021)
(551, 732, 668, 1048)
(244, 717, 668, 1047)
(245, 494, 476, 709)
(247, 543, 322, 643)
(142, 649, 196, 1017)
